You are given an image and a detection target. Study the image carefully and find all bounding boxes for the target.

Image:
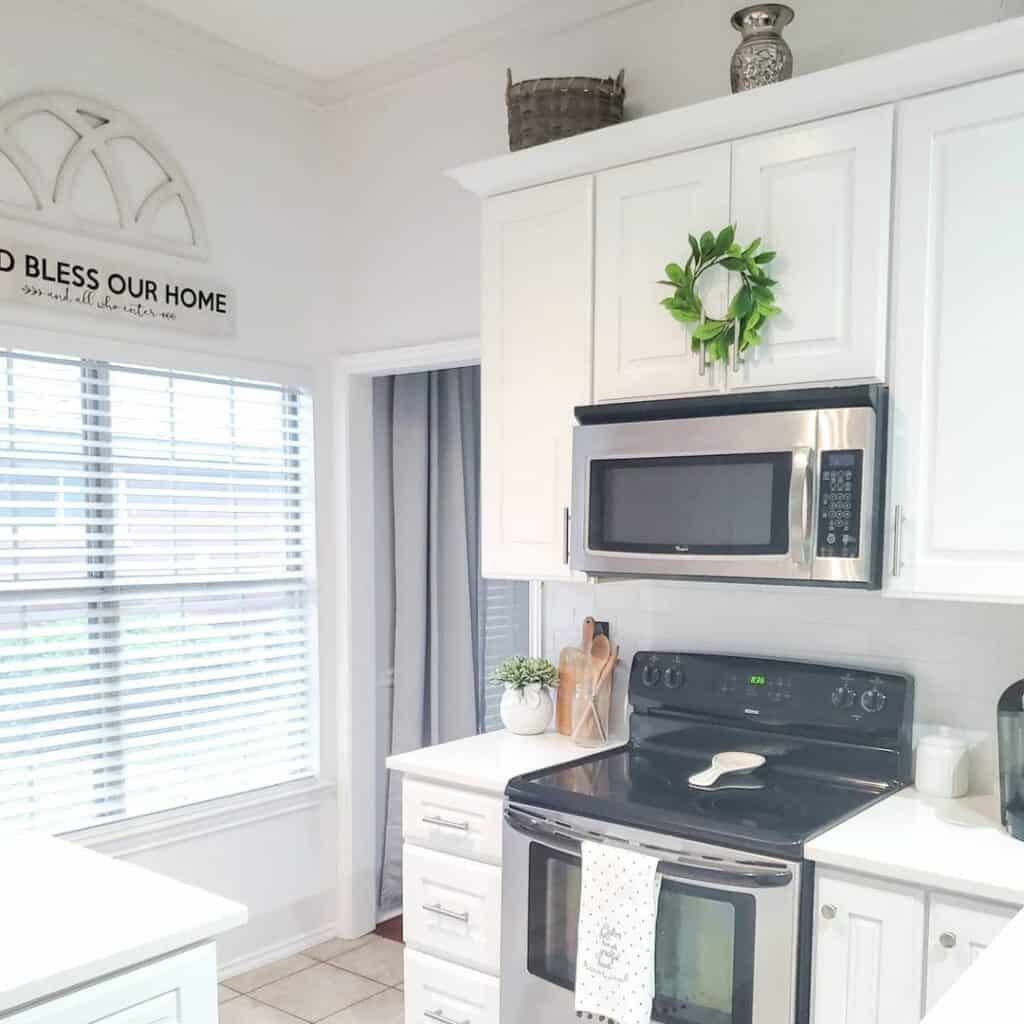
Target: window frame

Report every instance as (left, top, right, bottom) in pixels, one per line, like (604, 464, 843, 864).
(0, 328, 325, 842)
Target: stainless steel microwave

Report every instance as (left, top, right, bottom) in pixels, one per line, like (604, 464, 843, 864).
(570, 386, 887, 588)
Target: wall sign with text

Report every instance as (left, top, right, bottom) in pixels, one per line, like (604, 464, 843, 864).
(0, 239, 236, 339)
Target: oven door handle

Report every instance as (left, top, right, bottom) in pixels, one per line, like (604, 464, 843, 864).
(788, 446, 815, 566)
(505, 807, 793, 890)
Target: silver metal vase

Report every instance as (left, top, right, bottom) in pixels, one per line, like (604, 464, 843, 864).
(730, 4, 795, 93)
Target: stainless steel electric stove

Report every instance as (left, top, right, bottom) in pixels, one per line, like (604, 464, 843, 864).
(501, 651, 914, 1024)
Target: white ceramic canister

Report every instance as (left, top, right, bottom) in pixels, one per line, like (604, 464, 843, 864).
(915, 726, 970, 798)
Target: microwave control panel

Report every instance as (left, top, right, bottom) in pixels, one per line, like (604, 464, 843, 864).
(817, 449, 863, 559)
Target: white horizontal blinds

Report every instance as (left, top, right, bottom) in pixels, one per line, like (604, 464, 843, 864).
(480, 579, 530, 733)
(0, 350, 316, 835)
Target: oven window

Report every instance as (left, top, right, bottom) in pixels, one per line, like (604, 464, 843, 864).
(528, 845, 755, 1024)
(587, 453, 792, 556)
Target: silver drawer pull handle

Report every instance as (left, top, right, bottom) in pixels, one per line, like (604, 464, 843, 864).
(425, 1011, 470, 1024)
(939, 932, 957, 949)
(821, 904, 838, 920)
(422, 815, 469, 831)
(423, 903, 470, 923)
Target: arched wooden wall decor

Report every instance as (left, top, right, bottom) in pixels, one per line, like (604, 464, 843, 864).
(0, 92, 208, 261)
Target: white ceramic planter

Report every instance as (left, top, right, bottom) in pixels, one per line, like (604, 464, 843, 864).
(500, 685, 554, 735)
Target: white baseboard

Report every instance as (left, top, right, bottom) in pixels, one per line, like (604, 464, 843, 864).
(218, 922, 340, 980)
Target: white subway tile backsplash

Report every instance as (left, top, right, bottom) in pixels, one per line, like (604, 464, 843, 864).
(544, 581, 1024, 794)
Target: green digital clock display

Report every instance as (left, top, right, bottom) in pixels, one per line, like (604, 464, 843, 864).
(749, 674, 767, 687)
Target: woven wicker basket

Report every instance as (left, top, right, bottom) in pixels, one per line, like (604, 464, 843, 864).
(506, 68, 625, 151)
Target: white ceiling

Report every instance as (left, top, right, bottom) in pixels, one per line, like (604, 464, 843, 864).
(131, 0, 562, 81)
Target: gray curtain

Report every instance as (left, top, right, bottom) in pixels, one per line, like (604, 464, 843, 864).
(375, 366, 482, 914)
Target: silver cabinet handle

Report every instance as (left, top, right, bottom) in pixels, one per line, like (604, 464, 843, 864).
(939, 932, 957, 949)
(425, 1011, 470, 1024)
(892, 504, 905, 577)
(730, 319, 741, 374)
(421, 815, 469, 831)
(696, 311, 707, 377)
(821, 904, 838, 920)
(423, 903, 470, 923)
(562, 506, 570, 565)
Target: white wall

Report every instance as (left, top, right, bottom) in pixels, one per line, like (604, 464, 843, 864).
(328, 0, 1019, 353)
(3, 0, 340, 974)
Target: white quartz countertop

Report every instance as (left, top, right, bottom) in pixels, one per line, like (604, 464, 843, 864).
(806, 788, 1024, 905)
(386, 729, 624, 794)
(0, 832, 247, 1014)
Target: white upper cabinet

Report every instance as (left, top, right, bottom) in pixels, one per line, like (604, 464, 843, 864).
(811, 869, 925, 1024)
(887, 73, 1024, 602)
(480, 176, 593, 580)
(593, 145, 731, 402)
(730, 107, 894, 391)
(925, 894, 1015, 1012)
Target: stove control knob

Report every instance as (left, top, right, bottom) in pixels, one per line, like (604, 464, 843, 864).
(860, 687, 887, 713)
(642, 664, 660, 687)
(664, 668, 684, 690)
(831, 684, 857, 710)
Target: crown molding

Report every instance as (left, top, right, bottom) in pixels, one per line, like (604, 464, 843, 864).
(58, 0, 651, 107)
(57, 0, 329, 106)
(320, 0, 651, 103)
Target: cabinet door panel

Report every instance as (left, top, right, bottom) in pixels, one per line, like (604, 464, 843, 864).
(730, 107, 893, 390)
(593, 145, 731, 401)
(925, 894, 1015, 1011)
(404, 844, 502, 975)
(812, 870, 924, 1024)
(404, 948, 500, 1024)
(481, 177, 592, 580)
(888, 73, 1024, 601)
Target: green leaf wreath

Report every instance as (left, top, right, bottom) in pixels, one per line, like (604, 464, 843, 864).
(659, 225, 782, 364)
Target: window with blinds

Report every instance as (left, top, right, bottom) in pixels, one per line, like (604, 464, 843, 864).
(0, 350, 317, 836)
(479, 579, 531, 733)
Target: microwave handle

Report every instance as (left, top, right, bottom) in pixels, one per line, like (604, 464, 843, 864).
(505, 806, 793, 890)
(788, 447, 815, 566)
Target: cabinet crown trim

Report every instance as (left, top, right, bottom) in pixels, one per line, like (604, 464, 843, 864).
(447, 17, 1024, 197)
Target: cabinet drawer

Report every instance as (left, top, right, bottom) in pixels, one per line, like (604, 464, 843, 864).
(925, 893, 1016, 1011)
(8, 943, 216, 1024)
(403, 845, 502, 975)
(404, 948, 500, 1024)
(403, 778, 503, 864)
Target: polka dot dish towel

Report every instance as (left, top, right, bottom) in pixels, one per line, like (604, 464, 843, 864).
(574, 839, 662, 1024)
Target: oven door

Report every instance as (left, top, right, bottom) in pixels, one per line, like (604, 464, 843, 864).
(501, 805, 802, 1024)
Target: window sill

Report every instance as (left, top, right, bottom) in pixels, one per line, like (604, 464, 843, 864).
(67, 777, 337, 858)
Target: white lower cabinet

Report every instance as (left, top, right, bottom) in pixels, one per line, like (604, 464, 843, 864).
(404, 844, 502, 975)
(8, 943, 216, 1024)
(812, 868, 1018, 1023)
(812, 869, 925, 1024)
(400, 775, 505, 1023)
(405, 948, 500, 1024)
(924, 893, 1016, 1012)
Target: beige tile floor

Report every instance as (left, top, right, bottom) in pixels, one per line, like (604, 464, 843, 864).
(220, 936, 404, 1024)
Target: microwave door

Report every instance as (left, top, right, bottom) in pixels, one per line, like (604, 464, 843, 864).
(571, 410, 819, 582)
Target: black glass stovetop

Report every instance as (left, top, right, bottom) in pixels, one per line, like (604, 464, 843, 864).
(506, 730, 899, 860)
(507, 651, 914, 860)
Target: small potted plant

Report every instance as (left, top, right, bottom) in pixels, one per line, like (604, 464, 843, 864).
(492, 656, 559, 735)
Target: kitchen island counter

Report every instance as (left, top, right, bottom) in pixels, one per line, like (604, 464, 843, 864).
(0, 832, 246, 1015)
